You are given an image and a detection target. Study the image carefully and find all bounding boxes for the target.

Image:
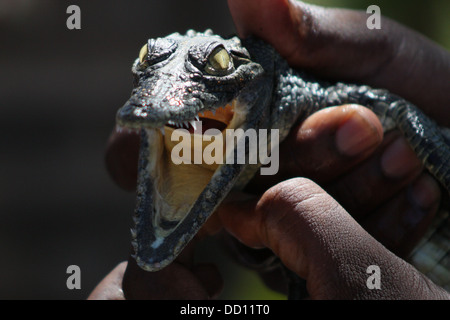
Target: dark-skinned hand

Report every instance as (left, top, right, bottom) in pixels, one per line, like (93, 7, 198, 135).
(88, 0, 450, 300)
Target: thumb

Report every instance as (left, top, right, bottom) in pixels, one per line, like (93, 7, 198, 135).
(217, 178, 448, 299)
(227, 0, 302, 64)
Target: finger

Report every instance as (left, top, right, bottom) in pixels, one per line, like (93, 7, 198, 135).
(228, 0, 450, 124)
(228, 0, 391, 74)
(105, 126, 140, 191)
(122, 241, 223, 299)
(227, 0, 300, 54)
(122, 257, 210, 299)
(88, 262, 127, 300)
(246, 104, 383, 193)
(218, 178, 448, 299)
(362, 173, 441, 258)
(224, 170, 442, 293)
(325, 131, 424, 217)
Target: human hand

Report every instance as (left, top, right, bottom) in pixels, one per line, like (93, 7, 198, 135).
(227, 0, 450, 124)
(221, 0, 450, 298)
(218, 177, 449, 299)
(220, 104, 442, 297)
(88, 242, 223, 300)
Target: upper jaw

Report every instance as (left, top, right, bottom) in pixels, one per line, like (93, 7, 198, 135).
(116, 60, 263, 130)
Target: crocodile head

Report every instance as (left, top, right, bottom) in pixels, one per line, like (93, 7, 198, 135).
(116, 30, 274, 271)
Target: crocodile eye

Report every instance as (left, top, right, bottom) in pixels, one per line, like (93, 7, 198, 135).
(205, 47, 233, 76)
(139, 44, 149, 66)
(137, 38, 178, 70)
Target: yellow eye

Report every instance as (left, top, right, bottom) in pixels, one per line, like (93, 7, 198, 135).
(205, 47, 232, 75)
(139, 44, 148, 65)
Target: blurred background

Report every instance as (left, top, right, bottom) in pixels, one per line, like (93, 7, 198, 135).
(0, 0, 448, 299)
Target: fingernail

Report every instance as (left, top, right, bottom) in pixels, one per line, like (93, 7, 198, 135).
(409, 174, 441, 209)
(336, 110, 382, 157)
(381, 137, 422, 178)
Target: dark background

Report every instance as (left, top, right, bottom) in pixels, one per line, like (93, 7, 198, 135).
(0, 0, 448, 299)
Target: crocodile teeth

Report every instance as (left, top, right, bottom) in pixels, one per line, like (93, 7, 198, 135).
(131, 238, 138, 250)
(189, 120, 198, 130)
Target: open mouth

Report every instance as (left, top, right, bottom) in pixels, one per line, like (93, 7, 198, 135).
(154, 102, 237, 223)
(131, 99, 248, 270)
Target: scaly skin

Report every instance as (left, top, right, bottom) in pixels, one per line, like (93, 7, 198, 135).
(116, 30, 449, 294)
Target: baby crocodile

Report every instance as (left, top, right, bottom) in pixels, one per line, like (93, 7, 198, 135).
(116, 30, 450, 294)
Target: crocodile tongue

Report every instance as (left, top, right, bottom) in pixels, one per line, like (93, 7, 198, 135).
(131, 102, 248, 271)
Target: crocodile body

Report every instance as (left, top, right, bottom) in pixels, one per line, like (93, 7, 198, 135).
(116, 30, 450, 295)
